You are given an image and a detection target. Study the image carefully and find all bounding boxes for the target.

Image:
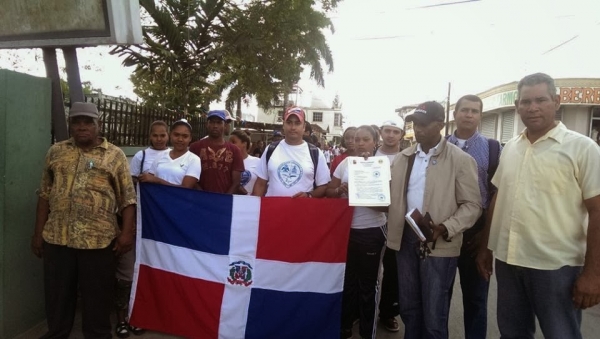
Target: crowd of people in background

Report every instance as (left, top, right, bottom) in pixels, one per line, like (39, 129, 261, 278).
(32, 72, 600, 339)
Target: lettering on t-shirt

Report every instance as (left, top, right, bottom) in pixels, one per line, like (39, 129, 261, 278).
(199, 146, 234, 174)
(277, 161, 303, 188)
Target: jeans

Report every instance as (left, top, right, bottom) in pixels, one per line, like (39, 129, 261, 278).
(396, 229, 458, 339)
(454, 216, 489, 339)
(455, 244, 489, 339)
(495, 259, 583, 339)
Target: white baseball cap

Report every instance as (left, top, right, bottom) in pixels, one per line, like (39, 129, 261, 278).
(381, 117, 405, 131)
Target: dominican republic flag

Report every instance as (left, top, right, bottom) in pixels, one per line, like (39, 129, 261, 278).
(129, 183, 353, 339)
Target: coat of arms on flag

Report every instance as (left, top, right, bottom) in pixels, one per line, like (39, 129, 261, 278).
(129, 183, 353, 339)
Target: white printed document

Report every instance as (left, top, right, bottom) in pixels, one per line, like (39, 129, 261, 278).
(347, 156, 391, 207)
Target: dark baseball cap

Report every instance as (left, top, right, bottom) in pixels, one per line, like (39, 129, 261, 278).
(405, 101, 446, 125)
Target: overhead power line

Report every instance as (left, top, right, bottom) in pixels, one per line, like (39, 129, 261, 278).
(541, 21, 600, 55)
(409, 0, 481, 9)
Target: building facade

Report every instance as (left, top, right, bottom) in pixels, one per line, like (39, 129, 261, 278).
(446, 78, 600, 143)
(256, 96, 344, 144)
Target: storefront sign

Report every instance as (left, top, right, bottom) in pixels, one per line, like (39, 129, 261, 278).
(558, 87, 600, 104)
(481, 86, 600, 112)
(482, 90, 518, 112)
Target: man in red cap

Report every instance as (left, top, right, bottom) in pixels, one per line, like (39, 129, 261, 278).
(252, 107, 330, 197)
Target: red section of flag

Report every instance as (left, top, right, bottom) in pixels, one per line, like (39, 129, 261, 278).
(129, 265, 224, 339)
(256, 198, 353, 263)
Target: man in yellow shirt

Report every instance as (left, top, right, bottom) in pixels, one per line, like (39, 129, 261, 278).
(32, 102, 137, 339)
(477, 73, 600, 338)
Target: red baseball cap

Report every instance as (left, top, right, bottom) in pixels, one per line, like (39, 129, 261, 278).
(284, 107, 305, 123)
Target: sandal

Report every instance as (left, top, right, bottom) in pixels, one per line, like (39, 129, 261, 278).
(116, 322, 130, 338)
(129, 324, 146, 336)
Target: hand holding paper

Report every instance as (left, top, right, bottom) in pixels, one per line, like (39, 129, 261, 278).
(347, 156, 391, 207)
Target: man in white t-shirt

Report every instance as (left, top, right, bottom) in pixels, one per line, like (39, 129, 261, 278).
(376, 117, 405, 162)
(375, 116, 405, 332)
(252, 107, 330, 197)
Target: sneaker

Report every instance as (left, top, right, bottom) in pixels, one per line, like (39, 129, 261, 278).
(128, 324, 146, 336)
(381, 317, 399, 332)
(115, 322, 130, 338)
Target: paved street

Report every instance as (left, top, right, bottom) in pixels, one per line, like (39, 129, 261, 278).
(17, 272, 600, 338)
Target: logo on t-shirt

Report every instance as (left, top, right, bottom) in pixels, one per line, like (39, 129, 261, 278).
(241, 170, 251, 186)
(277, 161, 303, 188)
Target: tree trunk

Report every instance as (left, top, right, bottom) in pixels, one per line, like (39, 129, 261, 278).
(236, 96, 242, 119)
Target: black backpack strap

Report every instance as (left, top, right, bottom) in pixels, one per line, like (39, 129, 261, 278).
(307, 143, 320, 189)
(140, 149, 146, 175)
(265, 140, 281, 166)
(487, 138, 501, 195)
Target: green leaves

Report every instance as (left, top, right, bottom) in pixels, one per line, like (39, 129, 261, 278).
(111, 0, 339, 115)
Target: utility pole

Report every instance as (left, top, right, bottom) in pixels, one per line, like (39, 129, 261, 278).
(42, 48, 69, 142)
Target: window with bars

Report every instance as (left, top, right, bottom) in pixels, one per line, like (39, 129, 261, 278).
(334, 113, 342, 126)
(313, 112, 323, 122)
(555, 107, 563, 121)
(481, 115, 497, 139)
(277, 110, 284, 122)
(501, 111, 515, 143)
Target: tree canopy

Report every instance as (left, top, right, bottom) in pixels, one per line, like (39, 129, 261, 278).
(111, 0, 339, 115)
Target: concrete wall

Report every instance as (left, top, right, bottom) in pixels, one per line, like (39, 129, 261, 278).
(0, 70, 51, 338)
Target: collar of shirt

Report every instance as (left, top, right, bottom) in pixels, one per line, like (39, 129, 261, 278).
(518, 122, 566, 145)
(416, 139, 441, 157)
(448, 131, 481, 150)
(66, 137, 109, 150)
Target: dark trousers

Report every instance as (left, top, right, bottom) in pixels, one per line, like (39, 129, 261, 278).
(41, 241, 116, 339)
(495, 259, 582, 339)
(341, 227, 386, 339)
(379, 246, 399, 319)
(454, 216, 489, 339)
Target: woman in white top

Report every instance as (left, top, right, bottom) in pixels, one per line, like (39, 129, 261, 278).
(229, 129, 261, 195)
(325, 125, 388, 339)
(139, 119, 201, 188)
(130, 121, 171, 178)
(116, 121, 171, 337)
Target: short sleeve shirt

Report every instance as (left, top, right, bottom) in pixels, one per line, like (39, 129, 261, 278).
(130, 148, 170, 176)
(189, 139, 244, 193)
(38, 138, 137, 249)
(489, 123, 600, 269)
(149, 151, 201, 185)
(241, 155, 261, 195)
(256, 140, 331, 197)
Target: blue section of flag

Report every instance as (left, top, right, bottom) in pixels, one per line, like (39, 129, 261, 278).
(140, 183, 232, 255)
(245, 289, 342, 339)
